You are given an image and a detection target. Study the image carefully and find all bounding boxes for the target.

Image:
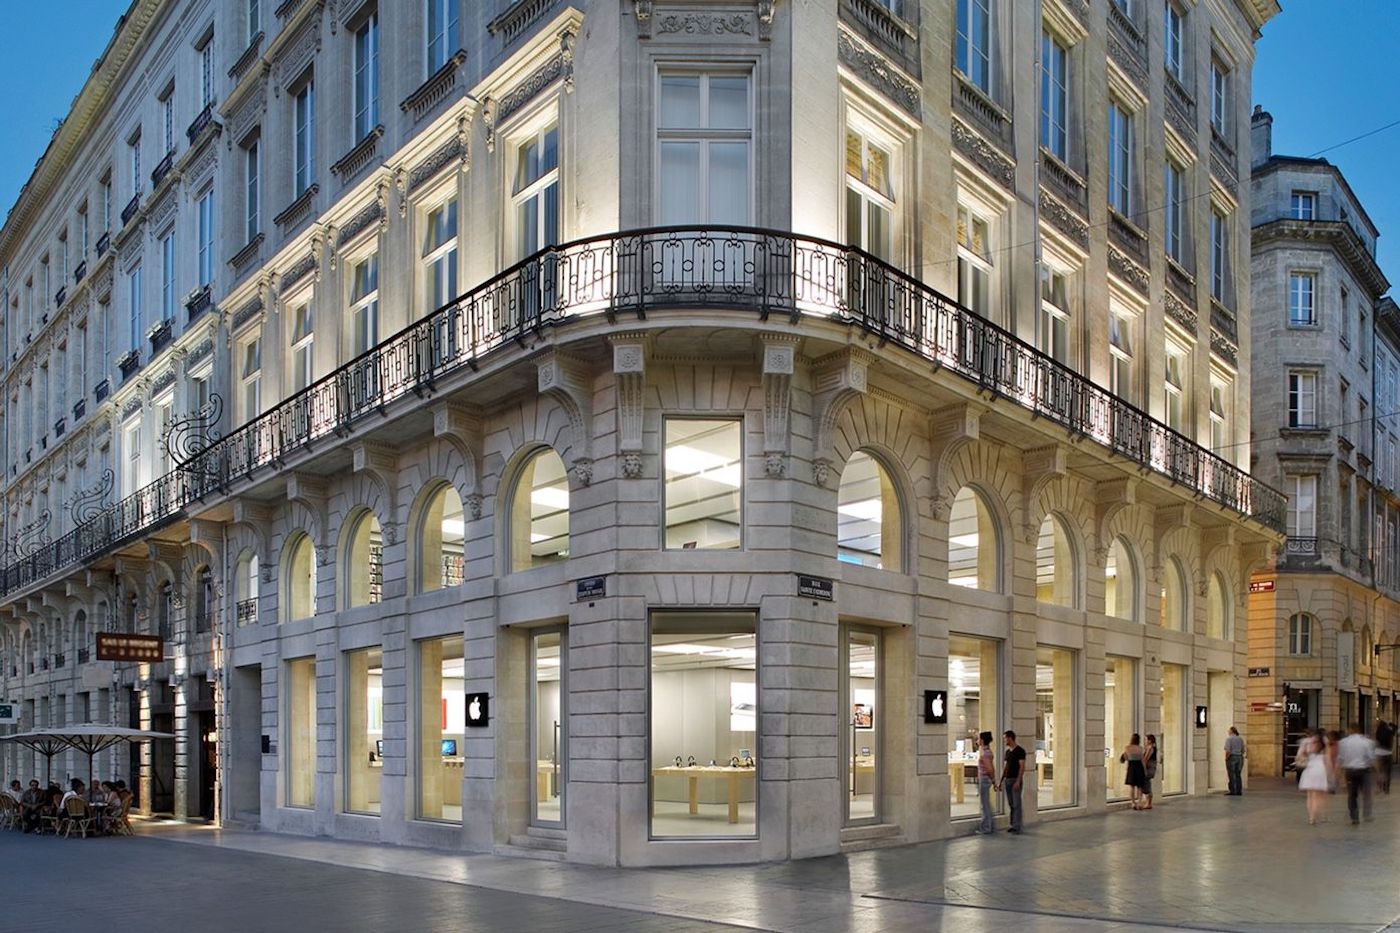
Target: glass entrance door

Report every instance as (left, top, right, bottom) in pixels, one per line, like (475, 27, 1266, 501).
(843, 627, 880, 825)
(530, 630, 566, 827)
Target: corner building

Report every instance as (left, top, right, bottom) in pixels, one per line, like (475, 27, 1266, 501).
(0, 0, 1281, 864)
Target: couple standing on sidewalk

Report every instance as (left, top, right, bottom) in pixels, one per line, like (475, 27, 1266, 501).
(974, 730, 1026, 835)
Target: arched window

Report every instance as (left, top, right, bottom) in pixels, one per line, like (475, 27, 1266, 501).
(194, 566, 215, 634)
(836, 451, 901, 570)
(344, 511, 384, 608)
(73, 610, 88, 664)
(284, 533, 316, 622)
(1206, 573, 1230, 640)
(1104, 537, 1138, 622)
(1362, 626, 1374, 668)
(1288, 613, 1313, 655)
(236, 552, 260, 626)
(1160, 558, 1188, 632)
(948, 487, 999, 591)
(418, 484, 465, 592)
(1035, 514, 1077, 607)
(511, 450, 569, 572)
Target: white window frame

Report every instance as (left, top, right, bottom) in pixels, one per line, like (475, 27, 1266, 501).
(1209, 374, 1230, 453)
(240, 336, 262, 420)
(247, 0, 260, 44)
(1210, 58, 1230, 136)
(1040, 28, 1069, 161)
(354, 12, 380, 141)
(1108, 101, 1134, 215)
(1286, 475, 1317, 538)
(956, 202, 995, 321)
(956, 0, 994, 94)
(1109, 301, 1136, 403)
(154, 391, 175, 477)
(844, 119, 897, 262)
(122, 418, 142, 495)
(128, 264, 142, 351)
(161, 87, 175, 156)
(654, 68, 754, 226)
(1288, 271, 1316, 327)
(1291, 190, 1316, 220)
(511, 119, 561, 260)
(294, 81, 315, 197)
(1164, 3, 1185, 80)
(1039, 265, 1071, 364)
(426, 0, 459, 74)
(1287, 369, 1317, 428)
(350, 253, 380, 356)
(422, 198, 459, 313)
(1164, 160, 1184, 262)
(1164, 340, 1187, 433)
(1289, 614, 1312, 656)
(290, 302, 314, 392)
(129, 132, 142, 198)
(160, 231, 175, 322)
(245, 139, 260, 242)
(200, 36, 215, 110)
(198, 189, 215, 286)
(1210, 207, 1230, 302)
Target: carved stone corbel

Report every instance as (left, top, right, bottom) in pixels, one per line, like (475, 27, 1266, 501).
(761, 334, 799, 477)
(928, 403, 983, 520)
(352, 440, 401, 538)
(481, 97, 497, 154)
(634, 0, 653, 37)
(286, 473, 330, 548)
(560, 28, 576, 93)
(611, 335, 647, 479)
(1021, 444, 1067, 544)
(810, 348, 873, 486)
(394, 167, 408, 218)
(756, 0, 774, 40)
(1093, 477, 1138, 564)
(537, 351, 594, 484)
(456, 113, 472, 170)
(431, 403, 483, 496)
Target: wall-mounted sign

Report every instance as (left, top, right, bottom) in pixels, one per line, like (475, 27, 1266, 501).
(1195, 705, 1209, 729)
(797, 574, 834, 601)
(924, 690, 948, 724)
(1248, 667, 1270, 678)
(465, 692, 490, 727)
(576, 575, 606, 601)
(96, 633, 164, 663)
(260, 735, 272, 754)
(1338, 632, 1356, 691)
(0, 701, 17, 725)
(1249, 580, 1275, 593)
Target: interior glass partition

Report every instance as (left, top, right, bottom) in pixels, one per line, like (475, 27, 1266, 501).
(1161, 663, 1187, 794)
(287, 657, 316, 808)
(531, 630, 565, 826)
(345, 647, 384, 814)
(844, 627, 880, 824)
(1104, 655, 1137, 801)
(949, 634, 1000, 820)
(417, 635, 465, 821)
(1035, 646, 1076, 807)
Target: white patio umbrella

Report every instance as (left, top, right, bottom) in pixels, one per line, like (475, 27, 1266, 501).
(2, 725, 175, 790)
(0, 729, 71, 785)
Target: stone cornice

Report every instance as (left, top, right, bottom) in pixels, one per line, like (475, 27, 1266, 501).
(1251, 218, 1390, 297)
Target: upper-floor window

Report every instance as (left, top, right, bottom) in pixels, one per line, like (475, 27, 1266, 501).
(1164, 341, 1187, 432)
(350, 254, 379, 355)
(160, 232, 176, 322)
(657, 71, 752, 225)
(290, 303, 314, 392)
(1288, 272, 1316, 326)
(1340, 286, 1350, 343)
(845, 126, 894, 261)
(426, 0, 458, 74)
(294, 81, 315, 197)
(1286, 475, 1317, 538)
(247, 0, 260, 44)
(1361, 308, 1370, 368)
(1287, 370, 1317, 427)
(1210, 207, 1230, 302)
(664, 419, 742, 550)
(956, 0, 993, 94)
(1039, 266, 1070, 364)
(200, 36, 215, 110)
(245, 139, 260, 241)
(1291, 191, 1316, 220)
(101, 175, 112, 230)
(1112, 0, 1134, 16)
(79, 203, 88, 256)
(127, 264, 142, 350)
(513, 123, 560, 258)
(241, 337, 262, 419)
(1210, 58, 1230, 136)
(1040, 29, 1068, 161)
(198, 190, 215, 286)
(354, 12, 380, 141)
(1209, 375, 1230, 453)
(1164, 2, 1185, 80)
(1164, 160, 1185, 262)
(1109, 302, 1135, 403)
(129, 131, 142, 197)
(1288, 612, 1313, 655)
(956, 203, 993, 320)
(161, 87, 175, 155)
(59, 230, 68, 280)
(423, 200, 458, 312)
(1107, 101, 1134, 214)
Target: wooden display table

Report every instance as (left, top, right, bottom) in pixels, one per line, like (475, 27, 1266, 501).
(537, 762, 559, 802)
(652, 765, 756, 823)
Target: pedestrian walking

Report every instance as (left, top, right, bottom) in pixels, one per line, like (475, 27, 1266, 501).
(996, 730, 1025, 834)
(1141, 734, 1157, 810)
(1375, 719, 1394, 794)
(1120, 733, 1147, 809)
(1224, 727, 1246, 796)
(975, 730, 996, 834)
(1297, 729, 1329, 825)
(1325, 730, 1342, 793)
(1337, 722, 1377, 825)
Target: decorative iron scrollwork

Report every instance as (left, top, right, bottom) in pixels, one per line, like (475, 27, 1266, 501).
(9, 510, 52, 558)
(164, 393, 224, 465)
(69, 469, 115, 526)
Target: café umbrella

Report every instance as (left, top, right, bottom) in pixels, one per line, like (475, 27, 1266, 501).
(1, 725, 174, 790)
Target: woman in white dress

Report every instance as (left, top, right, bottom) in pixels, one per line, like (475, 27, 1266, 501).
(1297, 729, 1330, 824)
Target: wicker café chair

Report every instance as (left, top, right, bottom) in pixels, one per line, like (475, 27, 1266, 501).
(61, 797, 95, 839)
(106, 795, 133, 836)
(0, 795, 18, 831)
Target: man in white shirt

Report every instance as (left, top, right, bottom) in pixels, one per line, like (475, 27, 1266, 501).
(1336, 722, 1378, 825)
(4, 780, 22, 803)
(59, 778, 85, 808)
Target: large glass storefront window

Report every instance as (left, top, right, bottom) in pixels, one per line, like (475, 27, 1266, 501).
(417, 635, 465, 822)
(1161, 663, 1186, 795)
(664, 419, 742, 550)
(836, 453, 900, 570)
(950, 634, 1000, 820)
(948, 487, 998, 591)
(650, 611, 757, 837)
(511, 450, 570, 571)
(1104, 655, 1137, 801)
(531, 630, 565, 826)
(419, 484, 465, 592)
(1036, 647, 1076, 807)
(287, 657, 316, 808)
(844, 628, 880, 824)
(345, 647, 384, 814)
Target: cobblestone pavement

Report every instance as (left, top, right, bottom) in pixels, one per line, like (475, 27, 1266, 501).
(4, 779, 1398, 932)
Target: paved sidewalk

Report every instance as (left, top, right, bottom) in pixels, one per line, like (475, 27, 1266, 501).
(5, 780, 1399, 932)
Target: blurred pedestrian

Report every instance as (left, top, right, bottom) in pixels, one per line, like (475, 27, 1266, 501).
(1297, 729, 1329, 825)
(1325, 730, 1342, 793)
(1141, 734, 1157, 810)
(1338, 722, 1377, 825)
(975, 731, 996, 834)
(1121, 733, 1146, 810)
(1225, 727, 1246, 795)
(1375, 719, 1394, 794)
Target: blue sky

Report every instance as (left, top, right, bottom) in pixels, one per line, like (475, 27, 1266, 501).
(0, 2, 1397, 285)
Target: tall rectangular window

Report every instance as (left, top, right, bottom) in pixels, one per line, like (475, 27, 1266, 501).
(1210, 208, 1229, 302)
(1288, 272, 1316, 326)
(129, 132, 141, 197)
(160, 232, 175, 322)
(345, 647, 384, 815)
(956, 0, 993, 93)
(286, 657, 316, 808)
(1164, 342, 1187, 432)
(294, 82, 315, 197)
(198, 190, 215, 286)
(1287, 370, 1317, 427)
(1164, 161, 1184, 261)
(1109, 305, 1135, 402)
(1209, 376, 1230, 453)
(513, 124, 560, 257)
(1104, 656, 1137, 802)
(1039, 266, 1070, 363)
(1164, 3, 1184, 79)
(426, 0, 458, 73)
(650, 611, 757, 837)
(200, 37, 214, 110)
(127, 264, 142, 350)
(1210, 59, 1230, 136)
(241, 337, 262, 419)
(416, 634, 464, 822)
(161, 89, 175, 155)
(247, 0, 260, 42)
(290, 303, 314, 391)
(1108, 102, 1133, 214)
(1291, 191, 1316, 220)
(245, 140, 260, 241)
(122, 419, 141, 495)
(79, 203, 88, 256)
(1040, 30, 1068, 160)
(354, 13, 380, 140)
(1341, 286, 1351, 343)
(351, 255, 380, 355)
(657, 71, 752, 225)
(957, 204, 993, 320)
(423, 200, 458, 312)
(949, 635, 1001, 820)
(1037, 647, 1076, 808)
(664, 419, 742, 549)
(1287, 475, 1317, 537)
(101, 176, 112, 230)
(845, 126, 894, 261)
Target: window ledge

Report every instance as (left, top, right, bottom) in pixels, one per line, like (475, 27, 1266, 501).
(273, 184, 318, 230)
(400, 50, 467, 122)
(331, 125, 384, 179)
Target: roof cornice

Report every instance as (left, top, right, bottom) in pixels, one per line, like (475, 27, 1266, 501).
(1236, 0, 1282, 35)
(1251, 218, 1391, 297)
(0, 0, 163, 261)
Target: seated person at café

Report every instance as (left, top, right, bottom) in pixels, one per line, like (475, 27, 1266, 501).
(5, 780, 21, 803)
(19, 780, 45, 833)
(60, 778, 85, 807)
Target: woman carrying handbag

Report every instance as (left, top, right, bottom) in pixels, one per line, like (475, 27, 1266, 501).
(1140, 734, 1158, 809)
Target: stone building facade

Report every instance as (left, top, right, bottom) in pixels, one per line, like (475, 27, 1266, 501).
(1245, 109, 1400, 778)
(2, 0, 1281, 865)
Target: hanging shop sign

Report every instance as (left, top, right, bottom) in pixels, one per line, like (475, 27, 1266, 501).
(923, 690, 948, 724)
(797, 574, 834, 601)
(465, 692, 491, 728)
(95, 633, 164, 663)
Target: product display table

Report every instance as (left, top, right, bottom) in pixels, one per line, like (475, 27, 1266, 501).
(652, 765, 756, 823)
(537, 762, 559, 802)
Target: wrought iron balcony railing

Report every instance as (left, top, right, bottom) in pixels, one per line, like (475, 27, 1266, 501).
(0, 227, 1287, 598)
(236, 598, 258, 627)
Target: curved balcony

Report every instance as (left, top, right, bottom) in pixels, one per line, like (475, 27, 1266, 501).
(0, 227, 1286, 597)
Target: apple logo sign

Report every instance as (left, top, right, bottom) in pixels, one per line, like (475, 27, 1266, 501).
(468, 697, 482, 721)
(924, 689, 948, 724)
(465, 692, 490, 727)
(931, 695, 945, 719)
